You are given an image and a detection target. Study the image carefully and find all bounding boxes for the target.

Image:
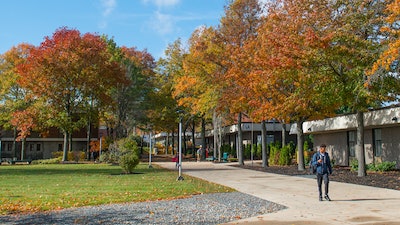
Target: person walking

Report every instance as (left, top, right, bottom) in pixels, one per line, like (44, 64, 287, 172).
(312, 144, 333, 201)
(196, 145, 202, 162)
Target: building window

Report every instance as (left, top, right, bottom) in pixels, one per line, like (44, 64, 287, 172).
(30, 144, 35, 151)
(348, 131, 356, 157)
(373, 129, 382, 157)
(7, 143, 12, 151)
(36, 144, 41, 152)
(58, 144, 63, 151)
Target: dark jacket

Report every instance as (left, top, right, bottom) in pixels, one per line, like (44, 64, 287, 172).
(312, 152, 332, 175)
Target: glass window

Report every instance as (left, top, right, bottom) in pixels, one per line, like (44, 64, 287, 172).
(348, 131, 356, 157)
(373, 129, 382, 157)
(30, 144, 35, 151)
(36, 144, 41, 152)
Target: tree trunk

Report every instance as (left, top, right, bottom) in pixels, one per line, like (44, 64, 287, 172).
(12, 127, 17, 158)
(213, 111, 218, 160)
(201, 117, 206, 160)
(192, 119, 196, 158)
(261, 120, 268, 168)
(296, 120, 305, 171)
(165, 132, 170, 155)
(21, 138, 26, 160)
(171, 132, 175, 155)
(238, 112, 244, 165)
(68, 132, 72, 152)
(183, 123, 188, 155)
(62, 131, 69, 162)
(86, 121, 91, 160)
(356, 111, 367, 177)
(281, 122, 286, 147)
(218, 118, 223, 161)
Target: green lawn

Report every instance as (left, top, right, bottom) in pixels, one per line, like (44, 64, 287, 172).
(0, 163, 234, 215)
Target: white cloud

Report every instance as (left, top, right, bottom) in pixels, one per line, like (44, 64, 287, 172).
(150, 11, 174, 35)
(98, 0, 116, 29)
(142, 0, 180, 8)
(101, 0, 116, 16)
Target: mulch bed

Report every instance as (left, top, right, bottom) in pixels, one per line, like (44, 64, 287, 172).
(234, 163, 400, 191)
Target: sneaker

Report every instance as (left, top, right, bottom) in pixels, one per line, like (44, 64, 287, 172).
(324, 195, 331, 201)
(319, 196, 323, 201)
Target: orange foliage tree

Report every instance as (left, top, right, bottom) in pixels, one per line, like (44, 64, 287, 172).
(0, 43, 35, 159)
(249, 0, 341, 170)
(217, 0, 263, 165)
(17, 27, 126, 161)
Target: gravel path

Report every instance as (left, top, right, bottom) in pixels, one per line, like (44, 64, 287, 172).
(0, 192, 286, 225)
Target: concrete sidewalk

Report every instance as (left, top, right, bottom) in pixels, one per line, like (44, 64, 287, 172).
(156, 161, 400, 225)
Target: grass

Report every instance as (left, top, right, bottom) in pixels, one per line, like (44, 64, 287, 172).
(0, 163, 234, 215)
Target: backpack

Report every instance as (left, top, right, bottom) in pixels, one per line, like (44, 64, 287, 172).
(309, 153, 317, 174)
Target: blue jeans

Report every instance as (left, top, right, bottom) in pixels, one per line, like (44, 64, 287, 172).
(317, 173, 329, 197)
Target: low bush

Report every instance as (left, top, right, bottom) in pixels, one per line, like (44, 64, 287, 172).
(32, 157, 62, 164)
(115, 135, 141, 174)
(351, 159, 396, 172)
(51, 151, 86, 162)
(119, 154, 139, 174)
(368, 161, 397, 172)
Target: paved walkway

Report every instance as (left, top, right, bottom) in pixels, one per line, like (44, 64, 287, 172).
(156, 161, 400, 225)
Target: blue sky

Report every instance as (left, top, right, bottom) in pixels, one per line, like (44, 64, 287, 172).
(0, 0, 226, 59)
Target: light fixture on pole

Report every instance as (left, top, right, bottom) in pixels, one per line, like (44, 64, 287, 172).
(177, 115, 184, 181)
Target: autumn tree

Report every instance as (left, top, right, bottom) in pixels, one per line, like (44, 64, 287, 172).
(369, 0, 400, 102)
(176, 26, 227, 160)
(155, 39, 189, 154)
(109, 45, 156, 139)
(18, 27, 126, 162)
(0, 43, 35, 160)
(218, 0, 263, 165)
(323, 0, 389, 176)
(371, 0, 400, 73)
(250, 0, 341, 171)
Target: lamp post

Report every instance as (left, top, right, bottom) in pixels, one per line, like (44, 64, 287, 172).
(177, 115, 184, 181)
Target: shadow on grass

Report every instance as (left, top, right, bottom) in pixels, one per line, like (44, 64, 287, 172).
(110, 172, 145, 175)
(0, 163, 166, 176)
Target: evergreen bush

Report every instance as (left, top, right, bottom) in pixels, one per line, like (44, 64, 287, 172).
(117, 136, 140, 174)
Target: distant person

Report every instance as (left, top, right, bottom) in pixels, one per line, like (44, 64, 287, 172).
(197, 145, 202, 162)
(311, 144, 333, 201)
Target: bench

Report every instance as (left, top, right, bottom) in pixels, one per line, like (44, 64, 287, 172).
(205, 153, 229, 162)
(205, 156, 216, 161)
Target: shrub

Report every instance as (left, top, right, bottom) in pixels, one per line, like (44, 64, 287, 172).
(68, 151, 86, 162)
(228, 158, 238, 162)
(350, 159, 359, 172)
(116, 136, 140, 173)
(368, 161, 397, 172)
(119, 153, 139, 174)
(268, 142, 281, 165)
(350, 159, 396, 172)
(51, 150, 86, 162)
(278, 144, 292, 166)
(221, 144, 235, 157)
(32, 157, 62, 164)
(244, 144, 251, 159)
